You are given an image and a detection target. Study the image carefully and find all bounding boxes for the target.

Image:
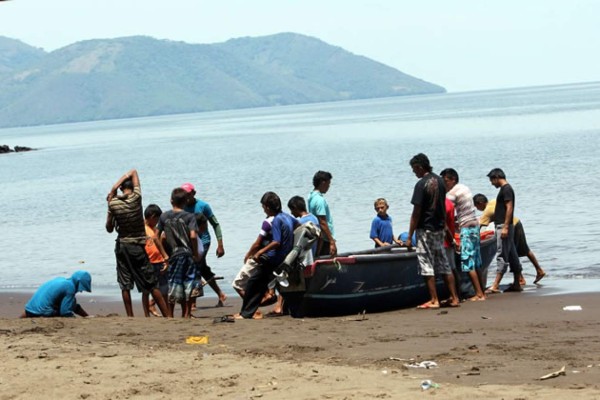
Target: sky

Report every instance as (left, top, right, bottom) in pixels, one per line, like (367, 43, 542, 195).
(1, 0, 599, 92)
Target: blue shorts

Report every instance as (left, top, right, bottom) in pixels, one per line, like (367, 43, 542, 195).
(460, 226, 482, 272)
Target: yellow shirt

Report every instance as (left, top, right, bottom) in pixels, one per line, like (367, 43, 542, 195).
(479, 199, 519, 226)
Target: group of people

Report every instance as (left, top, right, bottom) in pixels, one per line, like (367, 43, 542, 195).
(397, 153, 544, 309)
(21, 155, 545, 318)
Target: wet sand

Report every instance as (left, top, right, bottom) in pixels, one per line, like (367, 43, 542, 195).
(1, 288, 600, 399)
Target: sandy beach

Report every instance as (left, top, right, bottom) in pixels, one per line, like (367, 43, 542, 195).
(4, 141, 596, 400)
(1, 288, 600, 399)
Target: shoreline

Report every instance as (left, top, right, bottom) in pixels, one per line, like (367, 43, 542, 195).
(1, 289, 600, 398)
(3, 277, 599, 319)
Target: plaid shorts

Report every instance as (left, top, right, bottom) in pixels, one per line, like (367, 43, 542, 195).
(416, 229, 451, 276)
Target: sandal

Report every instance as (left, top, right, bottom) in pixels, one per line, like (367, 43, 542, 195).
(213, 315, 235, 323)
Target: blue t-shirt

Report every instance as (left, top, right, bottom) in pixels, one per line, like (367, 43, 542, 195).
(370, 214, 394, 247)
(299, 213, 320, 255)
(25, 278, 78, 317)
(266, 212, 296, 266)
(185, 199, 214, 246)
(307, 190, 334, 239)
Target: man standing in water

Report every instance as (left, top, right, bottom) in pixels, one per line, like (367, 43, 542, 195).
(308, 171, 336, 256)
(106, 169, 170, 317)
(405, 154, 459, 309)
(484, 168, 523, 293)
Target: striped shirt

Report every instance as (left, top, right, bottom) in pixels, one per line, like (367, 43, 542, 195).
(108, 187, 146, 244)
(446, 183, 478, 228)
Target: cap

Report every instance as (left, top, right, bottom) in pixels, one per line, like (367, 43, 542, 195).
(181, 183, 195, 193)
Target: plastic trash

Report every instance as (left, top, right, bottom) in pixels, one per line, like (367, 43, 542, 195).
(562, 305, 582, 311)
(404, 361, 438, 369)
(421, 380, 440, 390)
(185, 336, 209, 344)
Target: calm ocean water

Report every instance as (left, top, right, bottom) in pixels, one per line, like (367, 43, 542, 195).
(1, 82, 599, 296)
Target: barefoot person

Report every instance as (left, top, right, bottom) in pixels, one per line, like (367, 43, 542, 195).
(21, 271, 92, 318)
(484, 168, 523, 293)
(235, 192, 298, 319)
(182, 183, 227, 307)
(143, 204, 170, 317)
(473, 193, 546, 285)
(106, 169, 170, 317)
(308, 171, 336, 256)
(406, 154, 459, 309)
(441, 168, 486, 301)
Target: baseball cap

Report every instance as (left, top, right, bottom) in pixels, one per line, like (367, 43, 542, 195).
(181, 183, 195, 193)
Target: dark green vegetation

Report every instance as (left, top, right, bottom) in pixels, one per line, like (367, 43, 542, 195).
(0, 33, 445, 128)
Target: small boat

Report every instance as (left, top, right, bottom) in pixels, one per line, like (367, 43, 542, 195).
(301, 233, 497, 316)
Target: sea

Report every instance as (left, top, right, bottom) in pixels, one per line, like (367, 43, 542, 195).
(1, 82, 599, 297)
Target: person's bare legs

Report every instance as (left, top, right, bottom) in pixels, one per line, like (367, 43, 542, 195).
(151, 288, 171, 317)
(486, 272, 503, 293)
(467, 270, 486, 300)
(122, 290, 134, 317)
(442, 273, 460, 306)
(141, 292, 150, 317)
(528, 250, 546, 283)
(208, 280, 227, 306)
(417, 276, 440, 308)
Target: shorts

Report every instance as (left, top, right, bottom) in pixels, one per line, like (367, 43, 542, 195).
(167, 253, 196, 304)
(513, 221, 530, 257)
(460, 226, 482, 272)
(232, 259, 260, 292)
(149, 262, 169, 298)
(196, 257, 216, 281)
(115, 241, 157, 293)
(416, 229, 451, 276)
(445, 247, 456, 270)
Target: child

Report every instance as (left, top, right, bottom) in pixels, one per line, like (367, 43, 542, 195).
(143, 204, 170, 317)
(370, 198, 402, 248)
(157, 188, 200, 318)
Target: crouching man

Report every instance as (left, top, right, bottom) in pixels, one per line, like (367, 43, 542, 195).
(21, 270, 92, 318)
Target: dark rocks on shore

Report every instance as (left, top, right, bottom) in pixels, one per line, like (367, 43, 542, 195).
(0, 145, 36, 154)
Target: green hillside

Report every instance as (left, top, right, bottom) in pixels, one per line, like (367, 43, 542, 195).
(0, 33, 445, 128)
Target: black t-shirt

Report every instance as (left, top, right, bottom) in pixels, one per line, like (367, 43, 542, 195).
(157, 210, 198, 257)
(411, 173, 446, 231)
(493, 184, 515, 225)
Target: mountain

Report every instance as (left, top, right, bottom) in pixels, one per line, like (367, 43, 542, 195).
(0, 37, 46, 75)
(0, 33, 445, 128)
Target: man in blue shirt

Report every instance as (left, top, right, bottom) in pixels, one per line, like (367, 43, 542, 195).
(182, 182, 227, 306)
(22, 271, 92, 318)
(308, 170, 336, 256)
(236, 192, 298, 319)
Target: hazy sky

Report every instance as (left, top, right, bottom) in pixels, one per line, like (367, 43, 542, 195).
(1, 0, 599, 92)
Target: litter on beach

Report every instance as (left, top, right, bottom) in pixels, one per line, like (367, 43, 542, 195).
(404, 361, 438, 369)
(562, 305, 582, 311)
(539, 365, 566, 380)
(186, 336, 209, 344)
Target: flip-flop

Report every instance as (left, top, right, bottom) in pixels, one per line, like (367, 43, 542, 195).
(417, 302, 440, 309)
(213, 315, 236, 323)
(533, 273, 546, 284)
(440, 301, 460, 308)
(503, 284, 523, 293)
(265, 311, 284, 318)
(485, 288, 501, 294)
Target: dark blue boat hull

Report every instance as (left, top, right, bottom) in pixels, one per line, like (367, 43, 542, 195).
(302, 235, 497, 316)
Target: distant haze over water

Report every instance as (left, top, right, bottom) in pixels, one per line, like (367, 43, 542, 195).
(1, 82, 599, 295)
